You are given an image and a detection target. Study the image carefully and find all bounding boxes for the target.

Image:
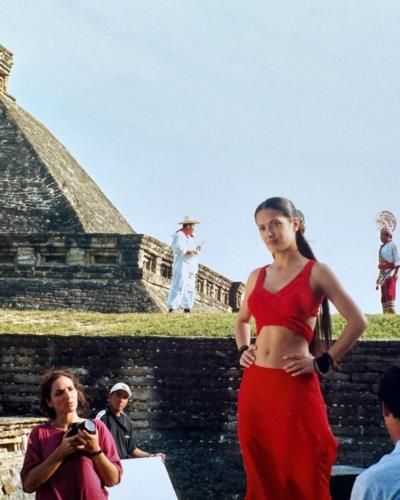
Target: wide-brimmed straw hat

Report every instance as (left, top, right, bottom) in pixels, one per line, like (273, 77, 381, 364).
(179, 216, 200, 225)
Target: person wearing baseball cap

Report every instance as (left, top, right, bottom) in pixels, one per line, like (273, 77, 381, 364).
(166, 216, 202, 313)
(95, 383, 165, 461)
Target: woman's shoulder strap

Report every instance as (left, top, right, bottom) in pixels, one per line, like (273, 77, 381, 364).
(255, 265, 268, 285)
(307, 259, 317, 270)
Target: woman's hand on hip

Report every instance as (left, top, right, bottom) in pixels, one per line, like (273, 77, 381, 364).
(240, 344, 256, 368)
(282, 353, 315, 376)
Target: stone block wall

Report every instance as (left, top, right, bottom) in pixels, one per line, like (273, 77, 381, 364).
(0, 418, 44, 499)
(0, 44, 13, 95)
(0, 336, 395, 499)
(0, 106, 81, 234)
(0, 90, 134, 235)
(0, 234, 244, 313)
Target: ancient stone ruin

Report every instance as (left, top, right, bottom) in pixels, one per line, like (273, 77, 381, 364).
(0, 44, 244, 312)
(0, 417, 44, 498)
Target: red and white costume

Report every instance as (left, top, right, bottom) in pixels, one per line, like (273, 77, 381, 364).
(378, 240, 400, 313)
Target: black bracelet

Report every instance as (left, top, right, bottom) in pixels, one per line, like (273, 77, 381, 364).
(238, 345, 250, 360)
(315, 352, 334, 374)
(87, 448, 103, 457)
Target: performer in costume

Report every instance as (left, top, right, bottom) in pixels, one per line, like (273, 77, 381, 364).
(376, 227, 399, 314)
(235, 197, 367, 500)
(167, 216, 201, 313)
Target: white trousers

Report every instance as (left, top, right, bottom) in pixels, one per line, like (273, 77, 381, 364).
(166, 270, 196, 310)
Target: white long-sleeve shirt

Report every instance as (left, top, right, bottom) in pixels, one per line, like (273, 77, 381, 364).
(171, 231, 199, 274)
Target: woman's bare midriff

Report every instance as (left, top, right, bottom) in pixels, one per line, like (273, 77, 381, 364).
(254, 326, 311, 368)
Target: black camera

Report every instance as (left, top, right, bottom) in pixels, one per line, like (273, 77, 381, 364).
(65, 419, 96, 437)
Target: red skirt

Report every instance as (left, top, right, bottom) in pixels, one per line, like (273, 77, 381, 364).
(238, 365, 337, 500)
(381, 276, 397, 302)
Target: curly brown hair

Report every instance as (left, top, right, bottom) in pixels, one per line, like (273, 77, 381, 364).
(39, 368, 89, 419)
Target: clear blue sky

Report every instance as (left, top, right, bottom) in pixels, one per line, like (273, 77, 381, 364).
(2, 1, 400, 313)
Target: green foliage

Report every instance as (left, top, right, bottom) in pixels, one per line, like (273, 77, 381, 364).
(0, 310, 238, 337)
(361, 314, 400, 339)
(0, 310, 399, 339)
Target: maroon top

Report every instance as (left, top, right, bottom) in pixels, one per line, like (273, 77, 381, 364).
(247, 259, 323, 343)
(21, 420, 122, 499)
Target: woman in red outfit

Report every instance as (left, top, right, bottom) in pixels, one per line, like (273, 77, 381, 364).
(235, 197, 367, 500)
(21, 369, 122, 499)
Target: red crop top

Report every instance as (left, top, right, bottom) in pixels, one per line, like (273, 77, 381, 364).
(247, 260, 323, 343)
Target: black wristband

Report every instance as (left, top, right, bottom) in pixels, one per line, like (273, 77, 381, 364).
(238, 345, 250, 360)
(87, 449, 103, 457)
(315, 352, 333, 374)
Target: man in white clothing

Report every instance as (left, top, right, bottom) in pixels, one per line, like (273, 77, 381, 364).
(350, 366, 400, 500)
(166, 216, 201, 313)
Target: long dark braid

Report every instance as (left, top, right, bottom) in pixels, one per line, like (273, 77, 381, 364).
(254, 197, 332, 354)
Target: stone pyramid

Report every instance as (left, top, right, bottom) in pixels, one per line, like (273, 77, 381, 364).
(0, 45, 134, 235)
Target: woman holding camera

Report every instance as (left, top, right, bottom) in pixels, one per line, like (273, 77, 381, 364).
(235, 197, 367, 500)
(21, 368, 122, 499)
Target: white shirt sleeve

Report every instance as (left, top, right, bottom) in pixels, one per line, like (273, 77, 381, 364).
(392, 243, 400, 267)
(380, 242, 400, 266)
(171, 232, 189, 257)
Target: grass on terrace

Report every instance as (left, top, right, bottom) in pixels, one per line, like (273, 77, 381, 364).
(0, 310, 399, 338)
